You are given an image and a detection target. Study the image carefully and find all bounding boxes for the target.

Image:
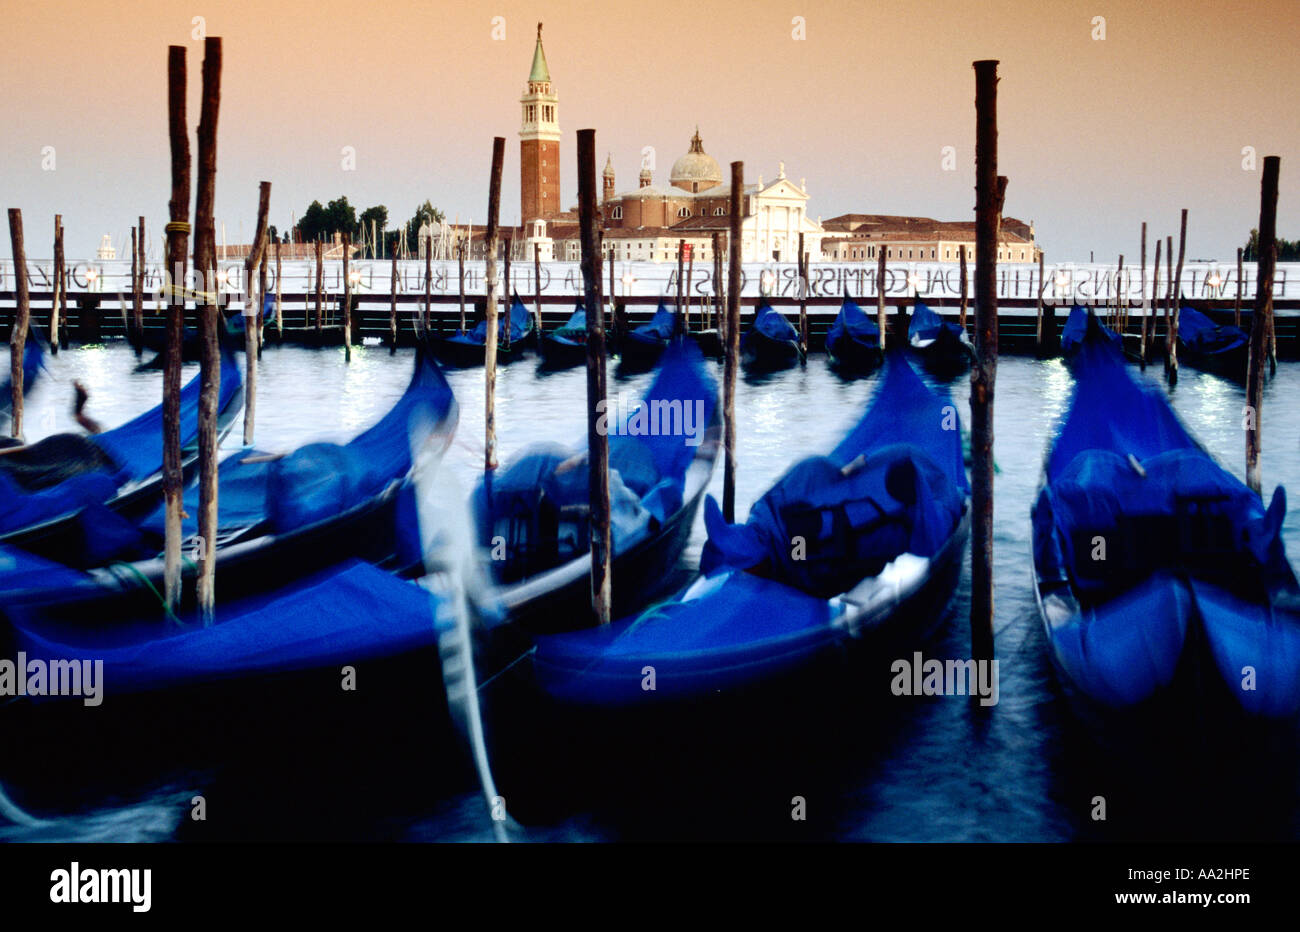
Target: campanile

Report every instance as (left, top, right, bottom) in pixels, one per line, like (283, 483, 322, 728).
(520, 23, 560, 225)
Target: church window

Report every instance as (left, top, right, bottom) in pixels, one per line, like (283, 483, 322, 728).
(612, 207, 623, 219)
(677, 207, 690, 218)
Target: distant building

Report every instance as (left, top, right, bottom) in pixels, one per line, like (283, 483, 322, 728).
(820, 214, 1039, 263)
(96, 234, 116, 260)
(519, 23, 560, 226)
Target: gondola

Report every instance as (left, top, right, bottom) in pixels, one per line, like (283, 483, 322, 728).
(1, 330, 44, 441)
(825, 293, 882, 373)
(0, 350, 458, 612)
(0, 343, 244, 560)
(741, 298, 804, 372)
(1030, 320, 1300, 722)
(539, 302, 589, 369)
(1177, 306, 1250, 383)
(432, 294, 536, 368)
(616, 300, 676, 370)
(532, 351, 970, 705)
(908, 300, 973, 377)
(1060, 304, 1121, 362)
(473, 337, 720, 639)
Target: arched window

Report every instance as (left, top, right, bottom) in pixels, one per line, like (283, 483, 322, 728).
(612, 206, 623, 220)
(677, 207, 690, 218)
(714, 207, 724, 216)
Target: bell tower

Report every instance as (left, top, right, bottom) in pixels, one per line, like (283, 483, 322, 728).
(520, 23, 560, 225)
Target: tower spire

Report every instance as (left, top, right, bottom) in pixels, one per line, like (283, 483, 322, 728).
(529, 21, 550, 83)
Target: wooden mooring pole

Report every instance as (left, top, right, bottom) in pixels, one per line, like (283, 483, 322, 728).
(342, 230, 353, 360)
(243, 180, 271, 445)
(536, 241, 544, 334)
(1168, 209, 1187, 385)
(193, 35, 223, 623)
(483, 136, 505, 472)
(971, 58, 1003, 665)
(389, 245, 398, 352)
(314, 239, 323, 333)
(137, 216, 146, 348)
(130, 225, 141, 352)
(1246, 156, 1280, 496)
(50, 215, 62, 355)
(723, 162, 743, 523)
(503, 238, 513, 350)
(876, 241, 888, 351)
(1234, 246, 1244, 329)
(578, 128, 611, 625)
(1150, 237, 1162, 367)
(1139, 223, 1148, 368)
(162, 44, 191, 614)
(274, 239, 283, 339)
(1163, 234, 1173, 365)
(797, 231, 807, 353)
(959, 246, 969, 331)
(7, 209, 30, 440)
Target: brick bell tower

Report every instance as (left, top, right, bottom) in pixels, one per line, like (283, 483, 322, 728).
(520, 23, 560, 226)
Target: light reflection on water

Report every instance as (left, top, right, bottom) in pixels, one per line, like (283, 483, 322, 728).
(7, 343, 1300, 841)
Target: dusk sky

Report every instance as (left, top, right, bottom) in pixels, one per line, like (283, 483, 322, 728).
(2, 0, 1296, 261)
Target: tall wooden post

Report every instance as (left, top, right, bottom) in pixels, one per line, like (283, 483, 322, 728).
(1138, 224, 1148, 367)
(423, 233, 433, 337)
(675, 239, 686, 336)
(723, 162, 743, 523)
(458, 238, 467, 331)
(193, 35, 223, 623)
(342, 230, 353, 360)
(274, 239, 283, 338)
(257, 236, 267, 359)
(389, 245, 398, 352)
(710, 232, 720, 331)
(960, 246, 969, 331)
(1168, 209, 1187, 384)
(314, 238, 324, 333)
(503, 237, 513, 350)
(970, 59, 1002, 664)
(137, 217, 146, 348)
(130, 226, 141, 351)
(607, 242, 616, 338)
(578, 129, 611, 625)
(1234, 246, 1244, 329)
(1163, 234, 1173, 364)
(483, 136, 505, 472)
(1149, 238, 1162, 367)
(57, 224, 68, 349)
(536, 241, 544, 335)
(1114, 255, 1124, 333)
(243, 180, 271, 444)
(50, 215, 62, 355)
(6, 210, 30, 440)
(162, 44, 191, 614)
(797, 232, 808, 353)
(1246, 156, 1279, 495)
(687, 243, 697, 338)
(876, 242, 888, 351)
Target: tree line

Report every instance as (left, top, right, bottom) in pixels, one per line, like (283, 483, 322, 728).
(284, 197, 446, 255)
(1243, 228, 1300, 262)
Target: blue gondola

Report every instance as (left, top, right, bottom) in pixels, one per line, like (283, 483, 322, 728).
(533, 352, 970, 705)
(618, 300, 676, 370)
(1031, 323, 1300, 721)
(433, 294, 536, 367)
(1, 331, 44, 439)
(741, 298, 803, 371)
(0, 351, 458, 610)
(475, 338, 720, 634)
(825, 293, 882, 373)
(1061, 304, 1121, 361)
(1177, 306, 1250, 383)
(908, 301, 973, 377)
(0, 344, 244, 558)
(540, 303, 589, 369)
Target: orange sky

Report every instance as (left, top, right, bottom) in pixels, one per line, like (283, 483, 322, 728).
(1, 0, 1296, 260)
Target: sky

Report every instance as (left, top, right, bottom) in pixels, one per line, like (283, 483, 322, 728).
(1, 0, 1296, 261)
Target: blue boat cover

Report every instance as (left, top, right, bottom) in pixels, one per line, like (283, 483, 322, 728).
(474, 338, 717, 576)
(1061, 305, 1120, 355)
(908, 300, 961, 344)
(826, 295, 880, 351)
(0, 349, 242, 537)
(138, 352, 455, 540)
(1178, 306, 1249, 356)
(446, 296, 533, 346)
(547, 304, 587, 347)
(1036, 335, 1300, 715)
(0, 543, 93, 595)
(626, 301, 676, 346)
(701, 353, 967, 596)
(534, 354, 969, 704)
(9, 560, 449, 695)
(746, 300, 799, 346)
(1, 336, 43, 414)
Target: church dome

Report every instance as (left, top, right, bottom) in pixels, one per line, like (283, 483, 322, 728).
(670, 128, 722, 192)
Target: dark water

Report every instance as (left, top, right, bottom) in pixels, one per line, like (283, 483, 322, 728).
(3, 342, 1299, 842)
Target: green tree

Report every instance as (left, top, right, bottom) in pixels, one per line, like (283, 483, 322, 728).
(297, 200, 330, 242)
(1244, 228, 1300, 262)
(404, 201, 445, 250)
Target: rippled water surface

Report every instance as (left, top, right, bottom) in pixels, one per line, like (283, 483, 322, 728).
(3, 342, 1299, 841)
